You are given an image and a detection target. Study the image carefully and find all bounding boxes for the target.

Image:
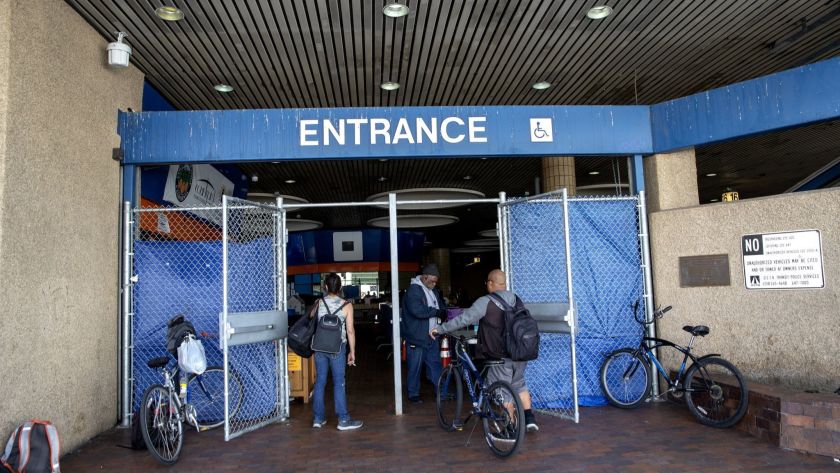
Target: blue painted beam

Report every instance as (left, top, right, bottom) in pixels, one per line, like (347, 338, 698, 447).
(629, 154, 645, 194)
(119, 105, 652, 164)
(651, 57, 840, 152)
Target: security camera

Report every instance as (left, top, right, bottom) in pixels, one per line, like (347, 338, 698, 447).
(107, 32, 131, 68)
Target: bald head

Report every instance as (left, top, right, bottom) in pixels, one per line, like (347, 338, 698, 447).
(485, 269, 507, 294)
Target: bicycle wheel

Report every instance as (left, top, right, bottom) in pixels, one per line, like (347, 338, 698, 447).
(436, 365, 463, 431)
(140, 384, 182, 465)
(481, 381, 524, 458)
(600, 348, 651, 408)
(187, 366, 244, 430)
(684, 357, 748, 428)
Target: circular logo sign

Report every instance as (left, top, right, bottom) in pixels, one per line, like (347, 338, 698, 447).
(174, 165, 193, 202)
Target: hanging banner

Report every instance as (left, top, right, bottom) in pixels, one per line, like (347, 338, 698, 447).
(742, 230, 824, 289)
(162, 164, 234, 224)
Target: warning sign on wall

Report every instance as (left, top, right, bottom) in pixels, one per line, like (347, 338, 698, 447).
(742, 230, 824, 290)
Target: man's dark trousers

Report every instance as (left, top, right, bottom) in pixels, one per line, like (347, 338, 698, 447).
(406, 340, 442, 398)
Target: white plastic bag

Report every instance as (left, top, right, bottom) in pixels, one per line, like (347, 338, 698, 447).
(177, 334, 207, 375)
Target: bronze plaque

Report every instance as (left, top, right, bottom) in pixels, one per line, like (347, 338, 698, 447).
(679, 254, 730, 287)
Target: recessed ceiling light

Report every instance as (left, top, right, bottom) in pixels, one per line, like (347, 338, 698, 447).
(710, 198, 719, 202)
(706, 173, 718, 177)
(378, 176, 388, 182)
(589, 171, 600, 175)
(155, 6, 184, 21)
(285, 179, 296, 184)
(463, 175, 472, 180)
(251, 174, 258, 182)
(586, 5, 613, 20)
(214, 84, 234, 93)
(382, 3, 409, 18)
(380, 81, 400, 91)
(532, 81, 551, 90)
(379, 158, 388, 162)
(480, 157, 488, 160)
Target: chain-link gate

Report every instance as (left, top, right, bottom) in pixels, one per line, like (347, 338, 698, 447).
(500, 190, 647, 422)
(127, 197, 288, 442)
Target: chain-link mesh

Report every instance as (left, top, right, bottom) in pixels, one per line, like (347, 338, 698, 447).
(222, 197, 285, 440)
(130, 199, 286, 442)
(131, 205, 227, 416)
(504, 194, 645, 421)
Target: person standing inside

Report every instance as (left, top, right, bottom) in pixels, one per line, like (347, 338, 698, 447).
(431, 269, 539, 432)
(311, 273, 363, 431)
(402, 264, 447, 404)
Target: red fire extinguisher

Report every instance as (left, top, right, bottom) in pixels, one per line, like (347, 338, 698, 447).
(440, 335, 451, 367)
(401, 339, 407, 362)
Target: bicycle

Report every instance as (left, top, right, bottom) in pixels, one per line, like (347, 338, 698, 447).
(140, 333, 245, 464)
(434, 334, 525, 458)
(599, 302, 749, 428)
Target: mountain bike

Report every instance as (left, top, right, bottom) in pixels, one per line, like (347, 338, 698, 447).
(140, 335, 244, 464)
(434, 334, 524, 458)
(599, 302, 748, 428)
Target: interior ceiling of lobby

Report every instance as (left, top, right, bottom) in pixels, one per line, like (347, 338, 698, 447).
(68, 0, 840, 247)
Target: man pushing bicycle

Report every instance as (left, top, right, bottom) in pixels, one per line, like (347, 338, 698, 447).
(430, 269, 539, 432)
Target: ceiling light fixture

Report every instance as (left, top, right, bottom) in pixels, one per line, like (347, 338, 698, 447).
(463, 175, 472, 180)
(380, 81, 400, 91)
(532, 81, 551, 90)
(377, 176, 388, 182)
(214, 84, 234, 93)
(586, 5, 613, 20)
(382, 3, 410, 18)
(589, 171, 600, 175)
(155, 6, 184, 21)
(251, 174, 258, 182)
(285, 179, 296, 184)
(379, 158, 389, 162)
(710, 198, 719, 202)
(706, 173, 718, 177)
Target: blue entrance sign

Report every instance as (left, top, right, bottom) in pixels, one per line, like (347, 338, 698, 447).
(118, 105, 652, 164)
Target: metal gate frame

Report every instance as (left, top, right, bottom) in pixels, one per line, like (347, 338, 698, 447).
(498, 188, 579, 423)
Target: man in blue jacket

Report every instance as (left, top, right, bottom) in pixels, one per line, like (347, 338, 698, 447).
(402, 264, 447, 404)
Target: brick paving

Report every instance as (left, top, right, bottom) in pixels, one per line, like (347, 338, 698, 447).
(62, 327, 837, 472)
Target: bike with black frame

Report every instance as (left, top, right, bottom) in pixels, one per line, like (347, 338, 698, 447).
(434, 333, 525, 458)
(599, 301, 749, 428)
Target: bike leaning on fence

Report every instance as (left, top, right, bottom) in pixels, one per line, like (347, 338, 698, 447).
(599, 302, 749, 428)
(434, 334, 525, 458)
(139, 330, 245, 465)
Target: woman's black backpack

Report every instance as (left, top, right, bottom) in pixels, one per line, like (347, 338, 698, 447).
(311, 299, 350, 354)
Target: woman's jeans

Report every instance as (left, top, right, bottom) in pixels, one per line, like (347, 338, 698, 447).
(313, 343, 349, 422)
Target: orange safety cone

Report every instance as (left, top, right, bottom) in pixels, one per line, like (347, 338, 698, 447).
(440, 335, 451, 367)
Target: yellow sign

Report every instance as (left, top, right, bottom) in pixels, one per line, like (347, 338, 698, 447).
(288, 353, 302, 371)
(722, 191, 739, 202)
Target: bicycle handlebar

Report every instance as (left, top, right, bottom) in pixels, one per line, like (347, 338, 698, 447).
(632, 300, 672, 325)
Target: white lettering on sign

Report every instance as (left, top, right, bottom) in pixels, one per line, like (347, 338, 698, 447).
(742, 230, 824, 290)
(298, 116, 488, 146)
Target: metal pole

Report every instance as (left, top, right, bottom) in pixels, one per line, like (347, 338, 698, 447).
(561, 188, 580, 423)
(496, 192, 506, 278)
(120, 201, 132, 427)
(276, 197, 289, 420)
(389, 193, 403, 416)
(222, 195, 230, 440)
(637, 190, 658, 398)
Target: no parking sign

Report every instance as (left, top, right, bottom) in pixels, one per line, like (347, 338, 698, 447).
(742, 230, 824, 289)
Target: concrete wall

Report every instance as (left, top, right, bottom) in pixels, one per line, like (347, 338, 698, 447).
(0, 0, 143, 453)
(649, 188, 840, 392)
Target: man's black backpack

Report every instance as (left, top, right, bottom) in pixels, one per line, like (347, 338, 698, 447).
(488, 293, 540, 362)
(311, 298, 350, 354)
(166, 314, 196, 357)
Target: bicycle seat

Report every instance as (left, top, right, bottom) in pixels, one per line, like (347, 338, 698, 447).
(682, 325, 710, 337)
(147, 356, 170, 369)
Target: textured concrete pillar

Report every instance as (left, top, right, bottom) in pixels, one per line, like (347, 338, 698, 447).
(643, 148, 699, 212)
(542, 156, 576, 196)
(427, 248, 451, 301)
(0, 0, 10, 258)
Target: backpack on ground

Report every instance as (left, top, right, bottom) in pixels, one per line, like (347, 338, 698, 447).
(288, 301, 320, 358)
(311, 298, 350, 354)
(1, 420, 61, 473)
(488, 293, 540, 362)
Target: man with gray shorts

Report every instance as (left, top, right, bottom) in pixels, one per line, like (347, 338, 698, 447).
(430, 269, 539, 432)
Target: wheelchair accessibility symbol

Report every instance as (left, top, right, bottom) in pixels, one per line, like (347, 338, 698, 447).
(529, 118, 553, 142)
